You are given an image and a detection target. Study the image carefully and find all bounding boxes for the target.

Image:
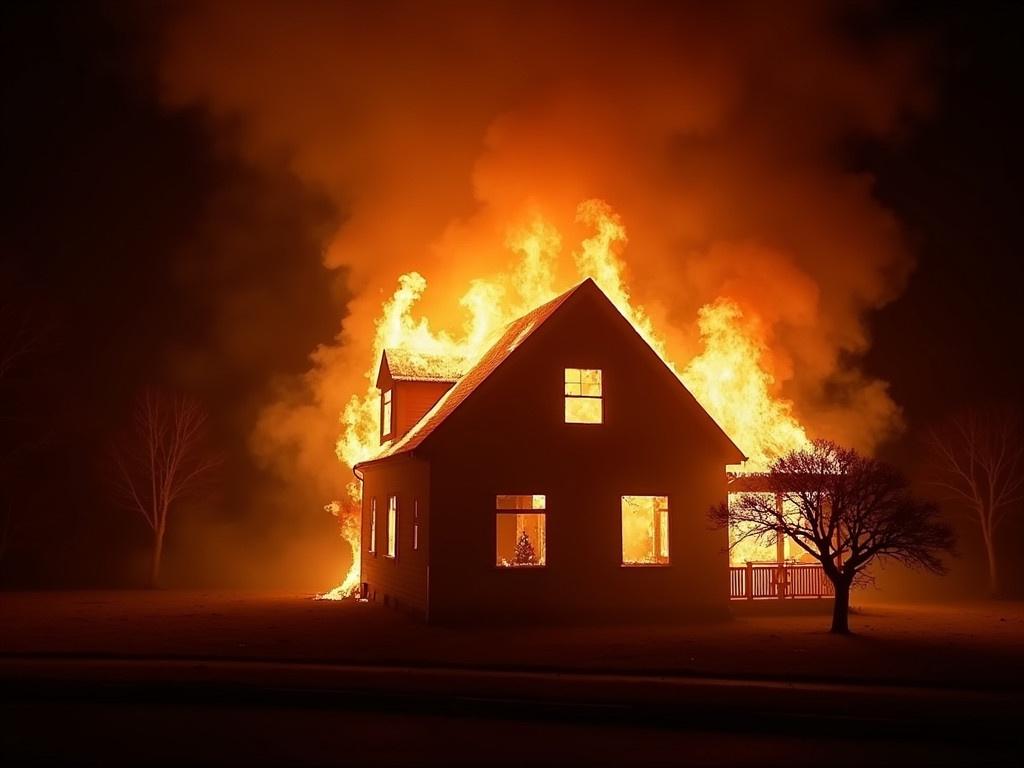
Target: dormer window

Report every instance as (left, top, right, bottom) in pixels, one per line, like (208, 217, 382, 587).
(381, 389, 393, 439)
(564, 368, 602, 424)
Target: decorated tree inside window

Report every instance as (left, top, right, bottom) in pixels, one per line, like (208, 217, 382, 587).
(513, 529, 537, 566)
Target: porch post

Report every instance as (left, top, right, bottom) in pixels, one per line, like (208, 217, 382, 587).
(745, 561, 753, 600)
(774, 493, 785, 564)
(775, 493, 787, 600)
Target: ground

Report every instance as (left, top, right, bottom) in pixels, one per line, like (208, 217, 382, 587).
(1, 591, 1022, 765)
(2, 590, 1022, 686)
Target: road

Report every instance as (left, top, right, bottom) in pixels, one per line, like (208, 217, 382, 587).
(2, 656, 1020, 765)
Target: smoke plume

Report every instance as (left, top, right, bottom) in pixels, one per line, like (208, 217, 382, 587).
(158, 0, 930, 580)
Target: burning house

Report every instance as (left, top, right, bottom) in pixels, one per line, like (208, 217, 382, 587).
(355, 278, 748, 622)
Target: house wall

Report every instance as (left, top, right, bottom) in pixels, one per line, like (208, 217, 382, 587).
(394, 381, 452, 439)
(359, 455, 431, 618)
(423, 287, 735, 624)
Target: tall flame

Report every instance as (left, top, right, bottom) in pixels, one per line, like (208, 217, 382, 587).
(321, 199, 809, 598)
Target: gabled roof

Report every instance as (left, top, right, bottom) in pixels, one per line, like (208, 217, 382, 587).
(359, 281, 582, 467)
(377, 349, 465, 386)
(356, 277, 745, 470)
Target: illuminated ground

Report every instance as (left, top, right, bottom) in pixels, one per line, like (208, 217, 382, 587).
(1, 590, 1022, 686)
(1, 592, 1021, 765)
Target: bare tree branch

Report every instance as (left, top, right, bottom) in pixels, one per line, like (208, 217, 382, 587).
(712, 440, 954, 634)
(110, 390, 219, 587)
(926, 405, 1024, 595)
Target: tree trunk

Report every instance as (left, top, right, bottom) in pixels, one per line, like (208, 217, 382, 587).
(149, 526, 164, 589)
(830, 579, 851, 634)
(983, 529, 1000, 596)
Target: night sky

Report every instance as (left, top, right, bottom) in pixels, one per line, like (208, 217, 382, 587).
(1, 1, 1022, 593)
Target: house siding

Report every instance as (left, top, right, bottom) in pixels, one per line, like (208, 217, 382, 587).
(360, 281, 737, 624)
(360, 456, 431, 618)
(422, 288, 733, 623)
(394, 381, 452, 439)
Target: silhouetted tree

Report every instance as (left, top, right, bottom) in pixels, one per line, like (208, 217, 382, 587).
(112, 392, 218, 587)
(927, 406, 1024, 595)
(712, 440, 954, 634)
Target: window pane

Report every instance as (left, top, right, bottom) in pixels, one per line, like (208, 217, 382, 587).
(565, 397, 602, 424)
(658, 508, 670, 559)
(496, 513, 546, 567)
(386, 496, 397, 558)
(580, 369, 602, 395)
(564, 367, 581, 395)
(369, 499, 377, 553)
(621, 495, 669, 565)
(382, 389, 393, 436)
(496, 494, 546, 510)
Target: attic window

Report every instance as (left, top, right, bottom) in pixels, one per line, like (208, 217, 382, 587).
(495, 495, 546, 568)
(621, 495, 669, 566)
(564, 368, 602, 424)
(381, 389, 393, 438)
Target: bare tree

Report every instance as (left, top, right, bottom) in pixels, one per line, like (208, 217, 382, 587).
(712, 440, 955, 634)
(927, 407, 1024, 595)
(112, 391, 218, 587)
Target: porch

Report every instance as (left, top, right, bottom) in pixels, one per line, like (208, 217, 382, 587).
(729, 563, 835, 600)
(727, 473, 834, 601)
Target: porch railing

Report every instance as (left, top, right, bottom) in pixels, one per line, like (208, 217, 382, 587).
(729, 563, 834, 600)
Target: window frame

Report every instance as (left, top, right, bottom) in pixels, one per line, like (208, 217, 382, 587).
(564, 367, 603, 424)
(412, 500, 419, 551)
(368, 498, 377, 555)
(381, 388, 393, 439)
(386, 494, 398, 559)
(620, 495, 671, 567)
(495, 494, 547, 569)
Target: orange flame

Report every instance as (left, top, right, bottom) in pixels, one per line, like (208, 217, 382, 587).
(321, 199, 809, 598)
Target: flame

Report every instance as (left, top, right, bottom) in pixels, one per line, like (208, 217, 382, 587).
(317, 489, 361, 600)
(683, 300, 808, 468)
(323, 199, 810, 597)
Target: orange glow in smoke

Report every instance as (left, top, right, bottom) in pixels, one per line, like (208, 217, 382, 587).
(321, 199, 809, 598)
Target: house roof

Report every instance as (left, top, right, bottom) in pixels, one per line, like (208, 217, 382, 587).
(378, 349, 466, 385)
(355, 277, 745, 470)
(358, 281, 582, 467)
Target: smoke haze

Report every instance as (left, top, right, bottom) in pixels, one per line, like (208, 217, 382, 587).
(153, 0, 932, 584)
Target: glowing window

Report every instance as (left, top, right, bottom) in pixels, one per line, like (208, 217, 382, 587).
(621, 496, 669, 565)
(368, 498, 377, 554)
(386, 495, 397, 558)
(565, 368, 602, 423)
(413, 500, 419, 551)
(382, 389, 393, 438)
(495, 495, 546, 567)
